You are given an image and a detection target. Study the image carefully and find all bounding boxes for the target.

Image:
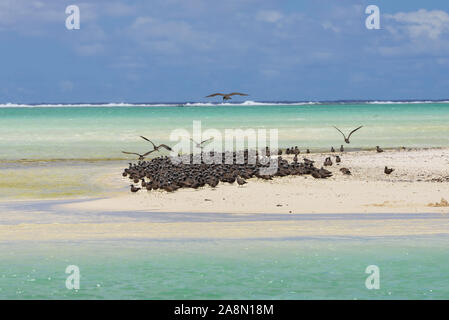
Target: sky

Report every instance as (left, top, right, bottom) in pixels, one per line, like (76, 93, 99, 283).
(1, 0, 449, 103)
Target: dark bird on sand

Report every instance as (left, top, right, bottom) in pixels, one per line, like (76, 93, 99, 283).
(293, 146, 300, 155)
(331, 147, 335, 152)
(163, 184, 179, 192)
(237, 176, 247, 186)
(340, 168, 351, 175)
(312, 167, 332, 179)
(335, 155, 341, 164)
(340, 145, 344, 152)
(122, 150, 155, 160)
(324, 157, 333, 166)
(207, 177, 219, 188)
(311, 171, 321, 179)
(303, 158, 315, 165)
(376, 146, 384, 153)
(333, 126, 363, 144)
(205, 92, 249, 101)
(122, 149, 344, 194)
(190, 137, 214, 150)
(140, 136, 172, 151)
(306, 149, 310, 154)
(384, 166, 394, 175)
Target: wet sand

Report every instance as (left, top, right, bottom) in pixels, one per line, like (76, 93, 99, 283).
(2, 148, 449, 242)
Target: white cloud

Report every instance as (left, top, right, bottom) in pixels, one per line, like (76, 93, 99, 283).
(372, 9, 449, 57)
(76, 43, 105, 56)
(127, 16, 216, 53)
(385, 9, 449, 40)
(0, 1, 97, 30)
(322, 21, 340, 33)
(256, 10, 283, 23)
(104, 2, 136, 17)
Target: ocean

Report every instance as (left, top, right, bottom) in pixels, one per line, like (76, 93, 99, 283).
(1, 101, 449, 160)
(1, 101, 449, 300)
(1, 237, 448, 299)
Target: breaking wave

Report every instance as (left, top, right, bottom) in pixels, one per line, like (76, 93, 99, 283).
(1, 100, 448, 108)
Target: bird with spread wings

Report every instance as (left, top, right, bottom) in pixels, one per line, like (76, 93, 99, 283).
(139, 136, 172, 151)
(205, 92, 249, 101)
(121, 150, 156, 161)
(121, 137, 172, 160)
(333, 126, 363, 144)
(190, 137, 214, 150)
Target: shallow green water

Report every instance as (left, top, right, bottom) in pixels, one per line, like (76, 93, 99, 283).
(2, 103, 449, 300)
(1, 237, 448, 299)
(1, 103, 449, 160)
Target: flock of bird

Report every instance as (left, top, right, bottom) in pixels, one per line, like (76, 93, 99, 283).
(123, 150, 334, 193)
(121, 125, 396, 193)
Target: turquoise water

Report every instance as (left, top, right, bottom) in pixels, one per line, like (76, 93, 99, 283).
(2, 102, 449, 300)
(1, 237, 448, 299)
(1, 103, 449, 160)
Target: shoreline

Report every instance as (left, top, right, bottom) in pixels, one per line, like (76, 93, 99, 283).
(1, 147, 449, 241)
(1, 147, 449, 210)
(0, 146, 445, 163)
(2, 210, 449, 241)
(60, 147, 449, 214)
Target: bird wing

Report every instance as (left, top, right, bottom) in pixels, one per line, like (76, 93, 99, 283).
(189, 137, 199, 145)
(206, 93, 225, 97)
(158, 144, 172, 151)
(228, 92, 248, 96)
(347, 126, 363, 139)
(140, 136, 157, 149)
(142, 149, 156, 157)
(200, 137, 214, 145)
(122, 151, 142, 156)
(333, 126, 347, 139)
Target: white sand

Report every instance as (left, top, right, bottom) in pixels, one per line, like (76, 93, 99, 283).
(3, 148, 449, 241)
(62, 148, 449, 214)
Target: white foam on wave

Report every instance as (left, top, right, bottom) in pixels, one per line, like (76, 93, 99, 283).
(0, 102, 176, 108)
(2, 100, 448, 108)
(367, 100, 443, 104)
(0, 100, 320, 108)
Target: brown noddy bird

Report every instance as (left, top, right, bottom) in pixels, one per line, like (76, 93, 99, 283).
(333, 126, 363, 144)
(190, 137, 214, 150)
(122, 150, 156, 160)
(205, 92, 249, 101)
(140, 136, 172, 152)
(384, 166, 394, 174)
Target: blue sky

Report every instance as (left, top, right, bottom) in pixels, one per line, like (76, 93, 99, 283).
(2, 0, 449, 103)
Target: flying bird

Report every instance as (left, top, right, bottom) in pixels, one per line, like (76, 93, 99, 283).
(122, 150, 156, 160)
(205, 92, 249, 101)
(190, 137, 214, 149)
(140, 136, 172, 151)
(333, 126, 363, 144)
